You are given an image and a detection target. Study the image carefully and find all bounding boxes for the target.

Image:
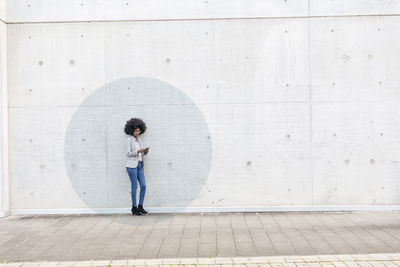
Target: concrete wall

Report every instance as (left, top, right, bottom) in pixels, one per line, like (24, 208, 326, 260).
(4, 0, 400, 214)
(0, 0, 9, 217)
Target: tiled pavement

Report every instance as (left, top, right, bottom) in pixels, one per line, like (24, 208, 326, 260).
(1, 212, 400, 263)
(2, 254, 400, 266)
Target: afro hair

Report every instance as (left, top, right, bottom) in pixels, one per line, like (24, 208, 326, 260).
(124, 117, 147, 136)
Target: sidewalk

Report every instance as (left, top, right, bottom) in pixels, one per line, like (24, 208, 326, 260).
(2, 254, 400, 266)
(0, 212, 399, 264)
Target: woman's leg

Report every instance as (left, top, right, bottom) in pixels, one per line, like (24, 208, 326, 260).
(137, 162, 146, 206)
(126, 167, 138, 207)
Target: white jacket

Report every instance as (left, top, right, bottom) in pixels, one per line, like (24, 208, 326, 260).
(126, 136, 145, 168)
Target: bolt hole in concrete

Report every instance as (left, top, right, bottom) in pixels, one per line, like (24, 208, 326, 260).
(64, 77, 212, 213)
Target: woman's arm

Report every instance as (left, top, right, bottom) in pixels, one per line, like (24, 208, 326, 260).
(139, 139, 148, 155)
(127, 139, 138, 158)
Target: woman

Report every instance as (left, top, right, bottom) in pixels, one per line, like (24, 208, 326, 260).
(124, 118, 149, 216)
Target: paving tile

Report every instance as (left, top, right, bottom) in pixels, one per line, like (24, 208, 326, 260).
(387, 254, 400, 260)
(54, 262, 76, 267)
(300, 255, 320, 262)
(3, 212, 400, 264)
(180, 258, 198, 264)
(197, 258, 216, 264)
(318, 255, 341, 262)
(20, 263, 42, 267)
(142, 259, 163, 265)
(266, 256, 286, 263)
(283, 256, 304, 263)
(160, 258, 180, 264)
(368, 254, 393, 261)
(72, 261, 93, 266)
(109, 259, 129, 266)
(352, 254, 375, 261)
(368, 261, 386, 267)
(382, 261, 399, 267)
(214, 257, 233, 264)
(37, 262, 58, 267)
(87, 261, 110, 266)
(330, 262, 347, 266)
(356, 262, 374, 267)
(249, 257, 271, 263)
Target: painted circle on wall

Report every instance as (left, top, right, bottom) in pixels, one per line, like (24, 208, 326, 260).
(64, 77, 212, 210)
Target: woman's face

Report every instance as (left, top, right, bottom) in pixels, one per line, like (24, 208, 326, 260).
(133, 128, 141, 138)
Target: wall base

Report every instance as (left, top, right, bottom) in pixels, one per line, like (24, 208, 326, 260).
(9, 205, 400, 215)
(0, 210, 10, 217)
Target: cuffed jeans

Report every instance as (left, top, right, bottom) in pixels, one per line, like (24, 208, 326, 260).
(126, 161, 146, 207)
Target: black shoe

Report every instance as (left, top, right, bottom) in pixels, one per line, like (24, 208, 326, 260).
(131, 206, 142, 216)
(138, 205, 148, 214)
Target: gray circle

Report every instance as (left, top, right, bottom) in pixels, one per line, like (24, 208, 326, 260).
(64, 77, 212, 209)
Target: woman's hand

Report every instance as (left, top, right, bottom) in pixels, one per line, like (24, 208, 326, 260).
(144, 148, 149, 155)
(138, 148, 146, 153)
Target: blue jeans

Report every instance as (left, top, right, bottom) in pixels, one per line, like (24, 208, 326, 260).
(126, 161, 146, 207)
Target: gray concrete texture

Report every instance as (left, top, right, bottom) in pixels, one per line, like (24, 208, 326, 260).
(63, 77, 212, 209)
(4, 0, 400, 22)
(3, 0, 400, 214)
(4, 5, 400, 214)
(0, 212, 400, 262)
